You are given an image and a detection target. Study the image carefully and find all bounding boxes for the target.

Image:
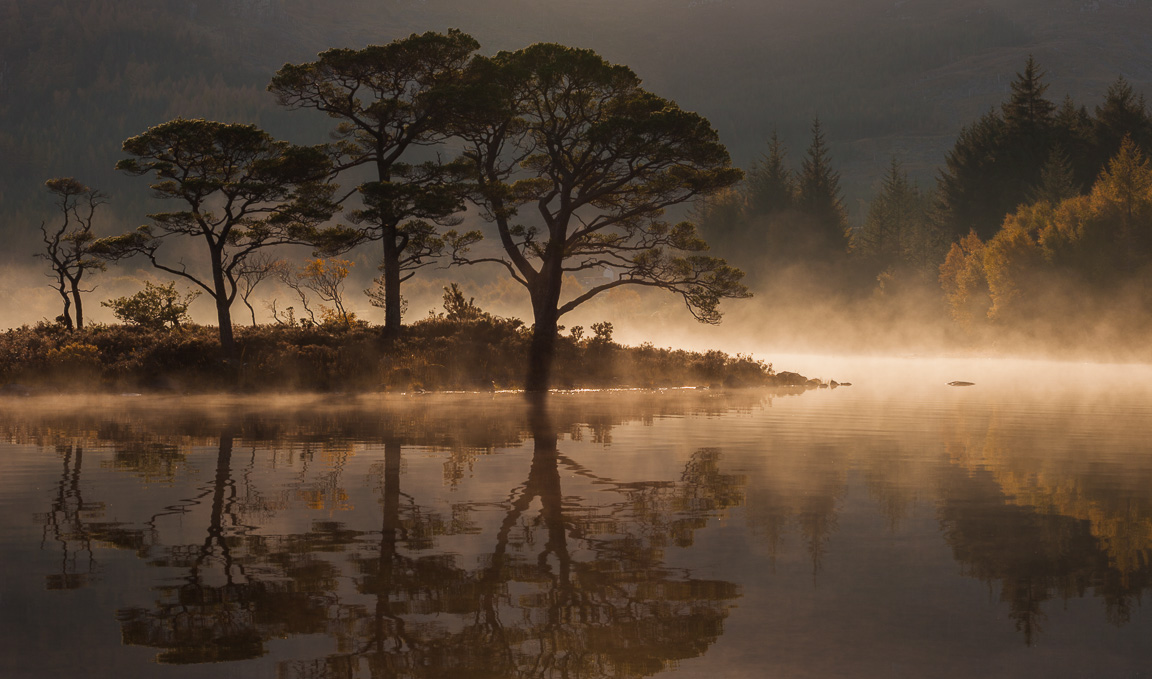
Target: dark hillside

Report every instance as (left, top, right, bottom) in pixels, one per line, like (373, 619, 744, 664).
(2, 0, 1149, 254)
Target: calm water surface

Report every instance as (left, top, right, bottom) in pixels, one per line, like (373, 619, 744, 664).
(2, 357, 1152, 678)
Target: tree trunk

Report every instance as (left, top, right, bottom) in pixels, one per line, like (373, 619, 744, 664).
(210, 252, 237, 361)
(527, 403, 569, 589)
(216, 295, 236, 360)
(70, 279, 84, 329)
(525, 309, 559, 393)
(58, 287, 74, 330)
(525, 261, 565, 393)
(382, 227, 402, 340)
(206, 431, 234, 567)
(373, 440, 402, 653)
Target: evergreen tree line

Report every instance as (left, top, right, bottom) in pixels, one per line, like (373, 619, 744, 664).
(701, 57, 1152, 341)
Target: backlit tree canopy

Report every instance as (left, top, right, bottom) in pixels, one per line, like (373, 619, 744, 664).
(444, 43, 748, 391)
(268, 30, 479, 338)
(94, 118, 349, 357)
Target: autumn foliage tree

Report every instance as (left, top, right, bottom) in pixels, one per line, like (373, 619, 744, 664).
(939, 137, 1152, 328)
(445, 43, 748, 392)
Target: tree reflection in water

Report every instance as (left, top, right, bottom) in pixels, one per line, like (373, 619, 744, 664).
(290, 401, 744, 678)
(38, 443, 98, 590)
(936, 405, 1152, 645)
(22, 388, 1152, 663)
(16, 394, 751, 674)
(117, 429, 338, 663)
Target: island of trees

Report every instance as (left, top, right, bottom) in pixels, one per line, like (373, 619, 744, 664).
(3, 31, 795, 394)
(7, 35, 1152, 393)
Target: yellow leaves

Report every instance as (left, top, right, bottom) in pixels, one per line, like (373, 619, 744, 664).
(939, 231, 989, 326)
(300, 258, 351, 282)
(1036, 195, 1091, 255)
(941, 136, 1152, 327)
(45, 342, 101, 370)
(983, 224, 1041, 321)
(1089, 136, 1152, 219)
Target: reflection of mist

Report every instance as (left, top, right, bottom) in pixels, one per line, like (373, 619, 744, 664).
(16, 393, 754, 675)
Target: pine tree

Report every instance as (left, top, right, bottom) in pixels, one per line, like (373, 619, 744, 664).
(1001, 56, 1057, 208)
(796, 117, 848, 254)
(856, 158, 944, 272)
(1094, 76, 1152, 170)
(855, 158, 911, 261)
(745, 130, 794, 217)
(1089, 136, 1152, 271)
(855, 158, 917, 261)
(1002, 56, 1056, 134)
(936, 109, 1009, 240)
(1053, 95, 1097, 189)
(1028, 148, 1080, 205)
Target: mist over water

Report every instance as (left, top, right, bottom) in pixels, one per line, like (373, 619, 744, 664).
(3, 365, 1152, 677)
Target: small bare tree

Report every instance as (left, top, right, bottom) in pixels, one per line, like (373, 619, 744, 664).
(279, 258, 355, 327)
(36, 178, 107, 329)
(236, 254, 288, 326)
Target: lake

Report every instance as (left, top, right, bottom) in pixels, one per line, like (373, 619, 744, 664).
(2, 357, 1151, 678)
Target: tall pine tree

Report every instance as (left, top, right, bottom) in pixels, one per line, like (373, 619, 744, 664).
(1001, 56, 1057, 215)
(938, 57, 1057, 241)
(1002, 56, 1056, 134)
(796, 117, 849, 255)
(1094, 77, 1152, 171)
(745, 129, 795, 217)
(1053, 95, 1097, 190)
(856, 158, 916, 262)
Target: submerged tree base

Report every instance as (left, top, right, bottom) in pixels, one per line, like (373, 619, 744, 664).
(0, 316, 808, 394)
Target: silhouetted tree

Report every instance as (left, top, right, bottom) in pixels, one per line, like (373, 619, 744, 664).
(235, 253, 285, 326)
(95, 119, 346, 359)
(937, 109, 1010, 240)
(36, 178, 107, 329)
(1001, 56, 1057, 198)
(746, 130, 795, 217)
(1053, 96, 1097, 189)
(937, 58, 1060, 241)
(446, 43, 748, 392)
(1002, 56, 1056, 137)
(269, 30, 479, 339)
(1093, 76, 1152, 170)
(1028, 148, 1080, 206)
(855, 160, 904, 262)
(101, 281, 199, 329)
(795, 117, 849, 255)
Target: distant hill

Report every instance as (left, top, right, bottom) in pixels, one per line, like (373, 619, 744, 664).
(2, 0, 1150, 256)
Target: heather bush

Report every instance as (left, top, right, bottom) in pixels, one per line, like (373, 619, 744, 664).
(0, 312, 783, 393)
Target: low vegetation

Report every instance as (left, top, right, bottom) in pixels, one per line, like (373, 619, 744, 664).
(0, 307, 787, 394)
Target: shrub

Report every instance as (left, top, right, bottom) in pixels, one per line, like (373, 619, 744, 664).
(102, 282, 199, 330)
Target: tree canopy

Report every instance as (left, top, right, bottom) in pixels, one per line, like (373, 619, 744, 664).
(268, 29, 479, 337)
(445, 43, 747, 391)
(95, 118, 347, 357)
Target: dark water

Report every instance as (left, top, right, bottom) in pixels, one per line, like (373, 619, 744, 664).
(2, 361, 1152, 678)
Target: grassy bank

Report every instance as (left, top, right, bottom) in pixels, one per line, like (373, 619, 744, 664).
(0, 315, 801, 393)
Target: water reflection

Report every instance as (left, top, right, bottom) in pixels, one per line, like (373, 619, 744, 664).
(9, 393, 754, 675)
(5, 386, 1152, 677)
(285, 404, 744, 678)
(938, 405, 1152, 645)
(39, 443, 98, 590)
